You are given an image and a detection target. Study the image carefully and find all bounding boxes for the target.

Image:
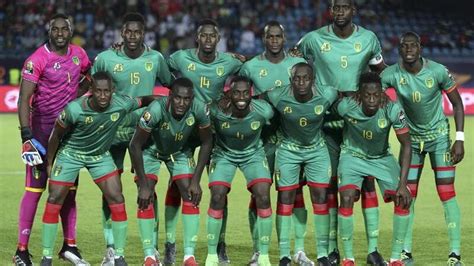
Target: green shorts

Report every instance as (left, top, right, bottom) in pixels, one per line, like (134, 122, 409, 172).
(50, 150, 118, 186)
(208, 148, 271, 190)
(110, 111, 142, 170)
(139, 147, 195, 182)
(338, 150, 399, 202)
(275, 141, 331, 191)
(408, 136, 455, 181)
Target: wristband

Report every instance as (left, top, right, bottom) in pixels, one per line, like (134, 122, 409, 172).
(20, 127, 33, 142)
(456, 131, 464, 141)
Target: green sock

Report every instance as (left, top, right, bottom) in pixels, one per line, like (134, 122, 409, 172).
(102, 198, 114, 247)
(403, 198, 416, 252)
(207, 215, 223, 255)
(219, 205, 228, 244)
(293, 208, 308, 252)
(257, 215, 272, 255)
(363, 207, 379, 253)
(314, 213, 330, 257)
(138, 206, 155, 257)
(276, 214, 292, 258)
(328, 207, 338, 251)
(165, 205, 179, 244)
(153, 199, 159, 249)
(391, 213, 409, 259)
(339, 211, 354, 259)
(248, 207, 259, 252)
(42, 222, 59, 257)
(182, 203, 200, 256)
(443, 197, 461, 254)
(112, 220, 128, 257)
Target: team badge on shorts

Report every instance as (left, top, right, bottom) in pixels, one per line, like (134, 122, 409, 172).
(72, 56, 80, 65)
(425, 77, 434, 88)
(186, 116, 195, 126)
(24, 61, 34, 74)
(216, 66, 225, 76)
(378, 118, 387, 128)
(53, 165, 62, 176)
(314, 105, 324, 115)
(354, 42, 362, 53)
(110, 112, 120, 122)
(145, 62, 153, 71)
(251, 121, 261, 130)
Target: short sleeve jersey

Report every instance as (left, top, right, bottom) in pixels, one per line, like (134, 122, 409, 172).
(57, 94, 141, 156)
(211, 100, 273, 157)
(138, 97, 210, 155)
(296, 25, 382, 92)
(337, 98, 409, 158)
(381, 58, 456, 142)
(92, 46, 172, 96)
(267, 84, 338, 146)
(239, 53, 306, 95)
(22, 44, 91, 125)
(168, 49, 242, 103)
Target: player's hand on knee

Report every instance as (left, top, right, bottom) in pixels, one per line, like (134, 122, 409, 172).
(451, 141, 464, 164)
(187, 181, 202, 207)
(395, 185, 411, 209)
(137, 185, 153, 210)
(111, 42, 123, 51)
(21, 139, 46, 166)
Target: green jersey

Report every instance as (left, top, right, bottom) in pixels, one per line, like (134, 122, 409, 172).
(337, 98, 408, 159)
(239, 53, 306, 95)
(57, 94, 141, 156)
(267, 84, 337, 146)
(297, 24, 382, 92)
(211, 100, 273, 157)
(92, 46, 172, 96)
(381, 58, 456, 142)
(138, 97, 210, 155)
(167, 48, 242, 103)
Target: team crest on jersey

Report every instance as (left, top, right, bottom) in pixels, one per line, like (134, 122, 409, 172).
(425, 77, 434, 88)
(110, 112, 120, 122)
(145, 62, 153, 71)
(378, 118, 387, 128)
(399, 76, 408, 85)
(274, 80, 282, 87)
(53, 62, 61, 71)
(113, 64, 124, 73)
(259, 69, 268, 77)
(186, 116, 195, 126)
(320, 42, 331, 52)
(251, 121, 261, 130)
(24, 61, 34, 74)
(84, 116, 93, 124)
(221, 122, 230, 129)
(187, 63, 196, 71)
(141, 111, 152, 126)
(354, 42, 362, 53)
(72, 56, 80, 65)
(216, 66, 225, 76)
(314, 105, 324, 115)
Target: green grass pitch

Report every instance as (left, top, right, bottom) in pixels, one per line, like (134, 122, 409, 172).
(0, 114, 473, 265)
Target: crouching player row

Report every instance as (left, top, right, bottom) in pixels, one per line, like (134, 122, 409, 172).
(39, 72, 158, 266)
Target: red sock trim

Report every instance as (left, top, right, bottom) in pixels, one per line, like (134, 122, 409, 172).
(394, 205, 410, 216)
(407, 183, 418, 198)
(276, 203, 294, 216)
(361, 191, 379, 208)
(437, 184, 456, 201)
(109, 203, 127, 221)
(182, 201, 199, 214)
(165, 186, 181, 207)
(249, 197, 256, 209)
(257, 207, 272, 218)
(313, 203, 329, 215)
(410, 164, 423, 169)
(432, 166, 455, 171)
(294, 193, 305, 208)
(338, 207, 353, 217)
(137, 204, 155, 219)
(64, 239, 76, 246)
(43, 202, 62, 223)
(327, 193, 338, 209)
(208, 208, 224, 219)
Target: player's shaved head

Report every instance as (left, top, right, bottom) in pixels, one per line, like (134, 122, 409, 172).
(230, 76, 252, 90)
(197, 19, 219, 33)
(264, 20, 285, 35)
(291, 62, 313, 78)
(331, 0, 354, 7)
(122, 12, 145, 26)
(171, 77, 194, 94)
(400, 31, 421, 45)
(358, 72, 381, 91)
(92, 71, 113, 87)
